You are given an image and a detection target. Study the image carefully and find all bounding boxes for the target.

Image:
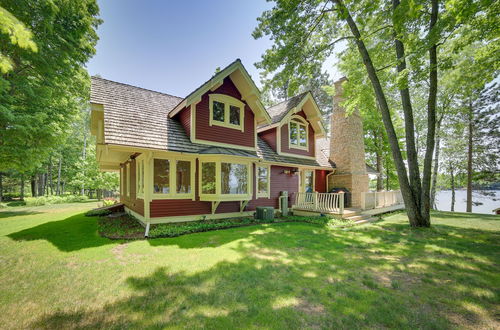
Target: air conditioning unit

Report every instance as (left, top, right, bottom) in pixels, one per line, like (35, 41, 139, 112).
(255, 206, 274, 221)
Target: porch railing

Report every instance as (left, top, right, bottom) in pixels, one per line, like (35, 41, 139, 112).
(360, 190, 403, 210)
(294, 192, 344, 215)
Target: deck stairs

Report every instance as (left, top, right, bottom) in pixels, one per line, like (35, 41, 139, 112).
(341, 208, 379, 224)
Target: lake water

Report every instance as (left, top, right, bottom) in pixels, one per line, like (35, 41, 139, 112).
(435, 190, 500, 214)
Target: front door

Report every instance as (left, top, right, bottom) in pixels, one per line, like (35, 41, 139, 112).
(299, 169, 314, 193)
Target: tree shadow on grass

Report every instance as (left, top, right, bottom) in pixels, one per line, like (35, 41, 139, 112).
(8, 213, 116, 252)
(32, 221, 499, 329)
(0, 210, 42, 219)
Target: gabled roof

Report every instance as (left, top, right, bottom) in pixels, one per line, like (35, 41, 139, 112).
(265, 92, 309, 125)
(169, 59, 271, 126)
(258, 91, 326, 137)
(90, 76, 333, 169)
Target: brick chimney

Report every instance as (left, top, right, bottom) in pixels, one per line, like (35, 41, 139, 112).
(329, 77, 369, 208)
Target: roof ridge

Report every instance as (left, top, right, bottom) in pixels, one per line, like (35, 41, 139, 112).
(91, 76, 184, 100)
(267, 91, 309, 109)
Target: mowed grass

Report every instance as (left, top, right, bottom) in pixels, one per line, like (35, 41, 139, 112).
(0, 203, 499, 329)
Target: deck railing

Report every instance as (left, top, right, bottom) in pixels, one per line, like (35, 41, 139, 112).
(360, 190, 403, 210)
(294, 192, 344, 215)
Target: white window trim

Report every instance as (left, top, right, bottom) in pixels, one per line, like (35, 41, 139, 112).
(151, 156, 196, 200)
(199, 157, 253, 201)
(288, 115, 309, 150)
(209, 93, 245, 132)
(256, 164, 271, 199)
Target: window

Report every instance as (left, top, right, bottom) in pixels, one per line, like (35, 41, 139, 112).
(136, 158, 145, 198)
(154, 159, 170, 194)
(221, 163, 248, 194)
(176, 160, 191, 194)
(201, 162, 216, 194)
(289, 117, 308, 149)
(126, 163, 130, 197)
(209, 94, 245, 131)
(256, 165, 270, 198)
(153, 157, 195, 199)
(303, 170, 314, 193)
(199, 158, 252, 201)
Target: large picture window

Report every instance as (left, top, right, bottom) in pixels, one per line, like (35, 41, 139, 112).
(221, 163, 248, 194)
(152, 157, 195, 199)
(289, 117, 308, 149)
(209, 94, 245, 131)
(256, 165, 270, 198)
(199, 158, 252, 201)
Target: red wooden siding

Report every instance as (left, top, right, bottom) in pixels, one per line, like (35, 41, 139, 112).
(149, 161, 300, 218)
(315, 170, 330, 193)
(195, 77, 255, 148)
(121, 158, 144, 216)
(280, 110, 315, 157)
(177, 106, 191, 137)
(258, 127, 277, 151)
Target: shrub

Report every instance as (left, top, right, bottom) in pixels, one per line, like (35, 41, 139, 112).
(102, 197, 118, 207)
(85, 208, 112, 217)
(24, 195, 89, 206)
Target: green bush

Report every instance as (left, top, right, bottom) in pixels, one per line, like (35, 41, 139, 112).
(24, 195, 89, 206)
(101, 198, 118, 207)
(85, 208, 112, 217)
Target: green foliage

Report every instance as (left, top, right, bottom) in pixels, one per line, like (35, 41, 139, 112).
(101, 198, 118, 207)
(85, 208, 112, 217)
(24, 195, 89, 207)
(0, 0, 101, 175)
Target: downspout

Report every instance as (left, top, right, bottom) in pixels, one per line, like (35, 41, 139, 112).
(326, 170, 335, 192)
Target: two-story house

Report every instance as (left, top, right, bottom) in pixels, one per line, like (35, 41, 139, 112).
(90, 59, 362, 227)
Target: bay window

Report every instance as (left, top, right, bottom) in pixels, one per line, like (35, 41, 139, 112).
(289, 117, 308, 149)
(256, 165, 270, 198)
(209, 94, 245, 131)
(199, 158, 252, 201)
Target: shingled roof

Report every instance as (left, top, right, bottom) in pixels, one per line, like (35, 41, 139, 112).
(263, 92, 309, 125)
(90, 76, 333, 168)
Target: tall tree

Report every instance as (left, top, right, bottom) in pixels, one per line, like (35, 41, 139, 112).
(254, 0, 498, 226)
(0, 1, 101, 178)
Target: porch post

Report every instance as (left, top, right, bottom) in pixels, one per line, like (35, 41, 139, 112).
(143, 152, 152, 223)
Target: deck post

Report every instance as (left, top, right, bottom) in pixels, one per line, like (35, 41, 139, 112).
(339, 192, 344, 215)
(143, 151, 152, 237)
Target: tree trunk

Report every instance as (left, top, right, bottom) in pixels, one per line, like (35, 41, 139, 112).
(57, 157, 62, 195)
(20, 174, 25, 201)
(450, 164, 455, 212)
(466, 98, 473, 212)
(430, 115, 443, 208)
(392, 0, 422, 210)
(30, 176, 36, 197)
(38, 173, 44, 197)
(48, 157, 53, 196)
(420, 0, 439, 225)
(334, 0, 426, 227)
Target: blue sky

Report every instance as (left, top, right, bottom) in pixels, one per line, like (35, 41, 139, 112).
(86, 0, 340, 97)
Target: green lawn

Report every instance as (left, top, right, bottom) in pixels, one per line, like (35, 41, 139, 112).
(0, 203, 499, 329)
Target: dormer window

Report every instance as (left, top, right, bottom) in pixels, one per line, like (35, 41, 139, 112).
(289, 116, 308, 149)
(209, 94, 245, 131)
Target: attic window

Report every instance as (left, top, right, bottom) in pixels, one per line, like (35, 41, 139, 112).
(289, 116, 308, 150)
(209, 94, 245, 131)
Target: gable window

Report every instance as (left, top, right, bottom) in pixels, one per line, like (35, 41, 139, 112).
(289, 116, 308, 150)
(209, 94, 245, 131)
(199, 158, 252, 201)
(153, 156, 195, 199)
(256, 165, 270, 198)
